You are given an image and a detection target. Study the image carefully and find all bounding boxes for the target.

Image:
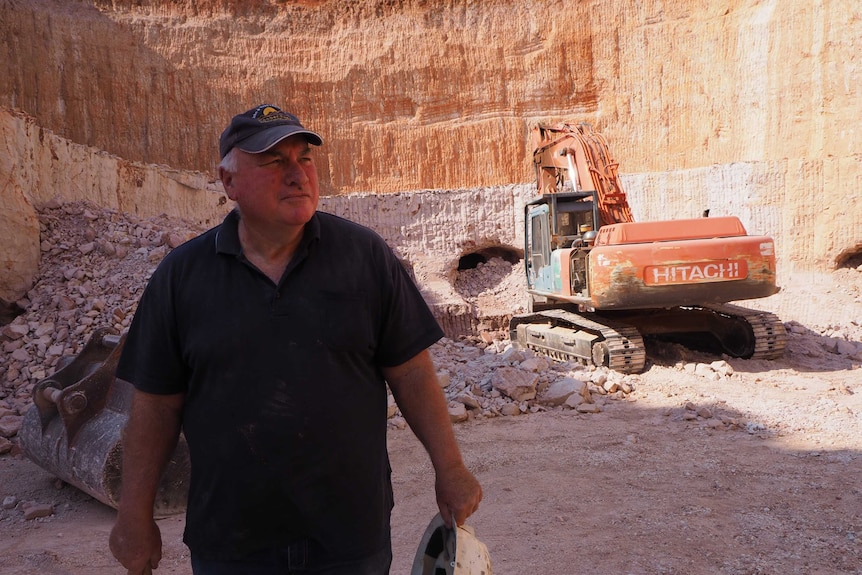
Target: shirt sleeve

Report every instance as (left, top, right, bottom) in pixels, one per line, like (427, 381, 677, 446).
(373, 242, 444, 368)
(115, 253, 189, 395)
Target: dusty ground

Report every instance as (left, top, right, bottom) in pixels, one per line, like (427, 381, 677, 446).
(1, 211, 861, 573)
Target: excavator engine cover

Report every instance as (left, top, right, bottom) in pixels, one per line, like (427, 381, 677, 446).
(587, 216, 779, 309)
(18, 327, 190, 517)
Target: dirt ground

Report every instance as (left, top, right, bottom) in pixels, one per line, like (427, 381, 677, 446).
(2, 268, 861, 574)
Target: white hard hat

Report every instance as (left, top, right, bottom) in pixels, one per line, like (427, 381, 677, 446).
(411, 513, 493, 575)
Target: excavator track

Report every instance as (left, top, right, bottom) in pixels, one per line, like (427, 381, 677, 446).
(510, 309, 646, 374)
(510, 303, 787, 374)
(701, 303, 787, 360)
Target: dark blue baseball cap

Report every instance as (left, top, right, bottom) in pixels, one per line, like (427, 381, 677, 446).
(219, 104, 323, 159)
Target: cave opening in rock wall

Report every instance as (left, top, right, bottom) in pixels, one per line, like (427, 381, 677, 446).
(449, 245, 525, 337)
(457, 247, 521, 271)
(0, 298, 24, 326)
(835, 246, 862, 270)
(454, 246, 524, 302)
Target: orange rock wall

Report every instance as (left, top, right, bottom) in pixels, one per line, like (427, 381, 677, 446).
(6, 1, 857, 193)
(1, 0, 860, 302)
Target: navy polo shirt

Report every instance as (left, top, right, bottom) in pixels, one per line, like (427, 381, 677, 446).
(116, 209, 443, 561)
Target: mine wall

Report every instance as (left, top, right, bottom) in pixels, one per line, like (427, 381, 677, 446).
(3, 1, 861, 334)
(4, 107, 860, 338)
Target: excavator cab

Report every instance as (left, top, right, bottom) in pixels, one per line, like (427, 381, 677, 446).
(524, 191, 600, 307)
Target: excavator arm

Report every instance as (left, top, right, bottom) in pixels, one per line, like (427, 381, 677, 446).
(532, 122, 634, 226)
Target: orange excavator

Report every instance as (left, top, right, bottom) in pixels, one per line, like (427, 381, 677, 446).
(509, 122, 786, 373)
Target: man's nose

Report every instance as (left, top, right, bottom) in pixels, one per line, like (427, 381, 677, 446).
(283, 159, 309, 185)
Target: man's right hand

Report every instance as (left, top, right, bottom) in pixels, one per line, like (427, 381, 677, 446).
(109, 514, 162, 574)
(108, 389, 184, 573)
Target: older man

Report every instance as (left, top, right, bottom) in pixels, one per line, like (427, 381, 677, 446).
(109, 104, 482, 575)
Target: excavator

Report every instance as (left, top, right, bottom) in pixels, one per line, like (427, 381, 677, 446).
(509, 122, 786, 373)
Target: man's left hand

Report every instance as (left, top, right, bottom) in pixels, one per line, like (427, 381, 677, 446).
(435, 463, 483, 528)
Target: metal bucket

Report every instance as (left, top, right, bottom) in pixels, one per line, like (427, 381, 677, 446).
(18, 327, 189, 517)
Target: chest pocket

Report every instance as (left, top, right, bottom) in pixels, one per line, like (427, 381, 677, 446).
(319, 291, 374, 352)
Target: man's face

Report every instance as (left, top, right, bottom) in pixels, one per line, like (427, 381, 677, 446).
(221, 135, 320, 228)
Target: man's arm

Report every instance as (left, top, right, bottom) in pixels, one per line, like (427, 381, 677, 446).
(109, 387, 185, 574)
(383, 349, 482, 528)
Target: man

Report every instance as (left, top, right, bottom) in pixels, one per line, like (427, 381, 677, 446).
(109, 104, 482, 574)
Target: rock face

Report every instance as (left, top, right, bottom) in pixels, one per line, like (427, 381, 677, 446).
(3, 1, 858, 189)
(0, 109, 229, 303)
(1, 0, 860, 299)
(0, 179, 39, 307)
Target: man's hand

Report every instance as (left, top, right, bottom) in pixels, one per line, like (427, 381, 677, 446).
(109, 513, 161, 574)
(384, 350, 484, 528)
(108, 388, 183, 574)
(436, 462, 483, 528)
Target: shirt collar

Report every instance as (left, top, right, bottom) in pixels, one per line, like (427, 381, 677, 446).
(214, 209, 321, 256)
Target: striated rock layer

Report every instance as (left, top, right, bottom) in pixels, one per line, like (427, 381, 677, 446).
(1, 0, 860, 299)
(3, 1, 858, 188)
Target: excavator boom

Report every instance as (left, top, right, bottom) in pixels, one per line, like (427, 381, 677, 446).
(533, 122, 633, 226)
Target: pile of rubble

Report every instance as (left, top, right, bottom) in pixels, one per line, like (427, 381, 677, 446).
(0, 202, 634, 453)
(412, 338, 632, 425)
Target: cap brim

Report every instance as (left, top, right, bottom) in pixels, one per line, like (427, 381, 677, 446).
(236, 126, 323, 154)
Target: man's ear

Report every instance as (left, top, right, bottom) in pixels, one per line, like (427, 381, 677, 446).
(219, 167, 236, 199)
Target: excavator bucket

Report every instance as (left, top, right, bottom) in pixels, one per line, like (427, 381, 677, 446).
(18, 327, 190, 517)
